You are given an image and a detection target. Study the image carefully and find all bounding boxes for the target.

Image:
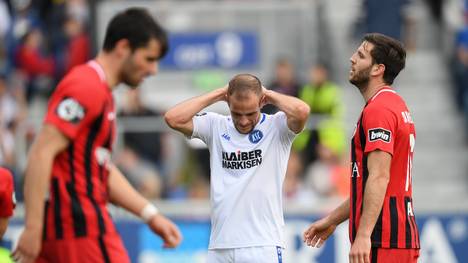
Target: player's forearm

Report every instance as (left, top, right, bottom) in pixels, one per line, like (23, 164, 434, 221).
(23, 149, 54, 230)
(0, 218, 9, 238)
(356, 174, 389, 238)
(165, 88, 226, 129)
(108, 165, 150, 217)
(264, 90, 310, 132)
(327, 198, 350, 226)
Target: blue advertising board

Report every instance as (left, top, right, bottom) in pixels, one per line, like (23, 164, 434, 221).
(159, 32, 258, 70)
(3, 215, 468, 262)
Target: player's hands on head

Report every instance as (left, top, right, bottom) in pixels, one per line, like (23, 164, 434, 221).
(12, 227, 42, 263)
(303, 217, 336, 248)
(260, 86, 271, 108)
(147, 214, 183, 248)
(218, 85, 229, 102)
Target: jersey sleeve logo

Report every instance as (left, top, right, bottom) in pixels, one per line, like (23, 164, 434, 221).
(368, 128, 391, 143)
(56, 98, 85, 124)
(195, 112, 207, 117)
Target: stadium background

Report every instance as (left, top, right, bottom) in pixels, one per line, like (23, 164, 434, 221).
(1, 0, 468, 262)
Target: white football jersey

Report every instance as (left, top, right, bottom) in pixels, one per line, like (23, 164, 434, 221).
(192, 111, 296, 249)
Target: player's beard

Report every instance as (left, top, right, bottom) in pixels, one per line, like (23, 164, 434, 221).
(349, 64, 372, 90)
(120, 57, 143, 88)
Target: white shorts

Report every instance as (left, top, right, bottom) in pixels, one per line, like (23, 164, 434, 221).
(207, 246, 283, 263)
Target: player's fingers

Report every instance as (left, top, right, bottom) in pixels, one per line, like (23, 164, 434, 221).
(316, 237, 326, 248)
(364, 252, 371, 263)
(310, 234, 322, 247)
(163, 228, 181, 248)
(11, 250, 20, 262)
(303, 227, 316, 241)
(172, 224, 182, 241)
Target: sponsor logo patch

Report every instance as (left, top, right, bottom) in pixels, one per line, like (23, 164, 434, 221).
(221, 133, 231, 141)
(56, 98, 85, 124)
(368, 128, 391, 143)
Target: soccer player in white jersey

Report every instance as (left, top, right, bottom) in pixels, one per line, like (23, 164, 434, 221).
(165, 74, 310, 262)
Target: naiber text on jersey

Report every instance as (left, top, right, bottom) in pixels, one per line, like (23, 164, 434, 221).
(222, 150, 263, 169)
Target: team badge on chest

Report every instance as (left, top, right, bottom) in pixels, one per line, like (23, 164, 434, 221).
(248, 129, 263, 144)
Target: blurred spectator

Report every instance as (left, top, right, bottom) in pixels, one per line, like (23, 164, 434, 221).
(5, 0, 42, 73)
(66, 0, 90, 25)
(0, 0, 11, 42)
(262, 58, 301, 114)
(283, 150, 317, 204)
(453, 11, 468, 138)
(116, 89, 166, 199)
(357, 0, 415, 49)
(14, 28, 54, 103)
(0, 75, 19, 169)
(63, 17, 90, 73)
(425, 0, 443, 24)
(293, 64, 346, 167)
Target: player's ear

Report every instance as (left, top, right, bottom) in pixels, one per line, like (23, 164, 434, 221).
(114, 39, 131, 58)
(259, 94, 266, 108)
(372, 63, 385, 77)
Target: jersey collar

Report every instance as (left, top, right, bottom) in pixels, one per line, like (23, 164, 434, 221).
(369, 86, 396, 103)
(87, 60, 107, 84)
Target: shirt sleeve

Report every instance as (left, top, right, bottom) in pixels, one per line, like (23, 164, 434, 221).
(362, 106, 398, 155)
(191, 112, 218, 144)
(0, 170, 15, 217)
(44, 80, 102, 139)
(272, 112, 297, 145)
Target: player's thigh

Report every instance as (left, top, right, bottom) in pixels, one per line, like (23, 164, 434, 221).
(37, 234, 130, 263)
(207, 249, 234, 263)
(234, 246, 284, 263)
(371, 248, 419, 263)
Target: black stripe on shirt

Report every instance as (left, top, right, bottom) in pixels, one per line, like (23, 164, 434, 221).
(67, 143, 87, 237)
(85, 112, 106, 235)
(52, 178, 63, 239)
(371, 247, 378, 263)
(358, 114, 368, 205)
(371, 210, 383, 246)
(98, 236, 111, 263)
(42, 200, 49, 241)
(390, 196, 398, 248)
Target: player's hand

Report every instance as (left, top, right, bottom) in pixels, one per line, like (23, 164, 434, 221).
(218, 85, 229, 102)
(12, 227, 42, 263)
(303, 217, 336, 248)
(260, 86, 271, 108)
(147, 214, 182, 248)
(349, 235, 371, 263)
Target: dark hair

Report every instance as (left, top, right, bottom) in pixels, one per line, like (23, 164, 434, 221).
(103, 8, 168, 58)
(363, 33, 406, 85)
(228, 74, 262, 96)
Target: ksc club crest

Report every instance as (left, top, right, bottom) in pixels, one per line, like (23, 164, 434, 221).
(248, 129, 263, 144)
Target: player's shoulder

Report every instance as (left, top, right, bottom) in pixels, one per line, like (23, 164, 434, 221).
(195, 111, 225, 120)
(367, 89, 407, 113)
(0, 167, 13, 185)
(56, 64, 107, 99)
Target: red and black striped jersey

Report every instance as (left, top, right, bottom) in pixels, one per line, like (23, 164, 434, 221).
(349, 87, 420, 249)
(0, 167, 15, 217)
(43, 61, 117, 240)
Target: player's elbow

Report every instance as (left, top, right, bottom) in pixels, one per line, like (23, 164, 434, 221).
(164, 110, 183, 130)
(296, 103, 311, 122)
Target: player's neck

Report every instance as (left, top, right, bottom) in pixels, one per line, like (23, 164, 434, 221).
(94, 53, 121, 89)
(361, 79, 388, 102)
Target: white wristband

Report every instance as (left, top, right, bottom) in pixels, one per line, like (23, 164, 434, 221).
(140, 203, 159, 223)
